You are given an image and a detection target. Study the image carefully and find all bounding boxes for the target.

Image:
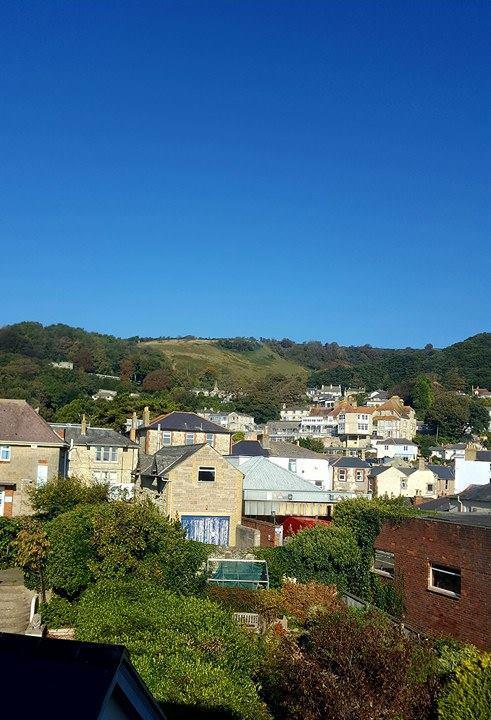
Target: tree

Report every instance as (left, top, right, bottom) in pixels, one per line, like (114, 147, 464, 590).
(468, 398, 489, 435)
(425, 392, 469, 441)
(410, 375, 434, 419)
(142, 368, 173, 392)
(260, 607, 437, 720)
(75, 579, 271, 720)
(14, 519, 50, 602)
(29, 475, 109, 520)
(298, 437, 325, 453)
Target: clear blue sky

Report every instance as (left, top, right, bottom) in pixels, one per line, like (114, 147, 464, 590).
(1, 1, 489, 348)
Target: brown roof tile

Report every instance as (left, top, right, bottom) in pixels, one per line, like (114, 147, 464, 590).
(0, 399, 66, 445)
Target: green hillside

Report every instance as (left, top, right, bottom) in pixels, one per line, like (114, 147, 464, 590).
(142, 338, 308, 387)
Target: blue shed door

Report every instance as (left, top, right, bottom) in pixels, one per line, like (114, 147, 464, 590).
(181, 515, 230, 545)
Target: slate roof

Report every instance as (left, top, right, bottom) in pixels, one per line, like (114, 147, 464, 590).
(0, 400, 66, 445)
(427, 464, 455, 481)
(137, 444, 205, 477)
(52, 424, 138, 448)
(331, 457, 371, 469)
(417, 497, 458, 512)
(376, 438, 416, 446)
(143, 411, 231, 434)
(0, 633, 166, 720)
(231, 440, 269, 457)
(369, 465, 394, 477)
(459, 483, 491, 503)
(476, 451, 491, 462)
(421, 513, 491, 529)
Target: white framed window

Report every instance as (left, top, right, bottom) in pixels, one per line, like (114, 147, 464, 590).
(355, 470, 364, 482)
(95, 446, 118, 462)
(162, 431, 172, 446)
(0, 446, 11, 462)
(338, 469, 346, 481)
(384, 445, 389, 451)
(401, 480, 407, 490)
(403, 445, 408, 451)
(288, 459, 297, 473)
(429, 564, 461, 598)
(198, 466, 216, 482)
(185, 432, 194, 445)
(205, 433, 214, 446)
(427, 483, 434, 493)
(372, 549, 395, 578)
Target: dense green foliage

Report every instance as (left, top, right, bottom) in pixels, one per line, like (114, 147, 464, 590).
(0, 517, 20, 570)
(260, 607, 438, 720)
(29, 475, 110, 520)
(437, 644, 491, 719)
(257, 525, 362, 591)
(44, 501, 210, 598)
(76, 579, 270, 720)
(40, 595, 78, 628)
(298, 437, 325, 453)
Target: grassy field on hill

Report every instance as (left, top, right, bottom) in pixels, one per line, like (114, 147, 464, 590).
(142, 339, 308, 386)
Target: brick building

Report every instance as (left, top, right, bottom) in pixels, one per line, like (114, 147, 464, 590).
(374, 515, 491, 649)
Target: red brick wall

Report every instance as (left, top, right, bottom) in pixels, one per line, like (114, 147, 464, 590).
(241, 518, 277, 547)
(375, 518, 491, 649)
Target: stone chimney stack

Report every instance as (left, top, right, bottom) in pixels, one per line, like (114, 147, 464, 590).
(129, 411, 137, 442)
(81, 414, 87, 436)
(259, 427, 270, 450)
(143, 406, 150, 426)
(361, 449, 366, 461)
(418, 456, 425, 471)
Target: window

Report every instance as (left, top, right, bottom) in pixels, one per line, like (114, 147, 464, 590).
(384, 445, 389, 451)
(205, 433, 214, 446)
(95, 446, 118, 462)
(0, 446, 11, 462)
(403, 445, 408, 451)
(429, 564, 461, 598)
(373, 549, 395, 578)
(185, 432, 194, 445)
(427, 483, 434, 493)
(355, 470, 364, 482)
(338, 469, 346, 481)
(401, 480, 407, 490)
(198, 466, 216, 482)
(162, 431, 172, 446)
(288, 459, 297, 473)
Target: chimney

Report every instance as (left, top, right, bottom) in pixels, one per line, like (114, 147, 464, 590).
(129, 412, 137, 442)
(361, 449, 366, 461)
(418, 457, 425, 471)
(465, 447, 477, 461)
(81, 414, 87, 436)
(143, 406, 150, 426)
(259, 427, 270, 450)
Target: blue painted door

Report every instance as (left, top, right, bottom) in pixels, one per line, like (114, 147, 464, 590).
(181, 515, 230, 545)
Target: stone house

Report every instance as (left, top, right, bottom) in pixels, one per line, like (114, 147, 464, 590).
(133, 410, 232, 456)
(372, 397, 417, 440)
(134, 443, 243, 546)
(331, 456, 372, 493)
(337, 406, 375, 447)
(0, 399, 67, 517)
(51, 416, 139, 494)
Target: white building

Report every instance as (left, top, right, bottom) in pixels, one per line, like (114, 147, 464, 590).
(280, 405, 311, 422)
(198, 411, 255, 433)
(376, 438, 418, 461)
(299, 413, 336, 437)
(454, 449, 491, 493)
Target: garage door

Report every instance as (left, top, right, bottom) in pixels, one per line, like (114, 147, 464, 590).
(180, 515, 230, 545)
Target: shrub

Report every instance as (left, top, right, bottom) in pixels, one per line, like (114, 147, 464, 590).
(29, 475, 109, 520)
(40, 595, 78, 628)
(45, 506, 96, 597)
(0, 517, 20, 570)
(76, 579, 271, 720)
(437, 644, 491, 719)
(260, 606, 438, 720)
(257, 525, 362, 591)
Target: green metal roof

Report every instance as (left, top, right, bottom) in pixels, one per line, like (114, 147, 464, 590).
(228, 456, 326, 493)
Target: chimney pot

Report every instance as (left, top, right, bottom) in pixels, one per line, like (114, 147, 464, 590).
(81, 414, 87, 436)
(143, 406, 150, 426)
(130, 411, 137, 442)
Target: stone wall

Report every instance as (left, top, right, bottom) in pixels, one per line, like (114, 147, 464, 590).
(0, 444, 64, 516)
(67, 445, 138, 485)
(143, 429, 231, 456)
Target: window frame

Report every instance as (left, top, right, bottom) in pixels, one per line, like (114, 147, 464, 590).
(338, 469, 347, 481)
(162, 431, 172, 446)
(185, 432, 195, 445)
(288, 458, 297, 473)
(197, 466, 216, 482)
(372, 549, 395, 578)
(428, 563, 461, 598)
(96, 446, 118, 462)
(205, 433, 214, 446)
(0, 445, 11, 462)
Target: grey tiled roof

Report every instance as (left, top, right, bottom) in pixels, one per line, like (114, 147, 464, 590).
(231, 441, 269, 457)
(1, 400, 66, 445)
(459, 483, 491, 503)
(421, 513, 491, 529)
(427, 464, 455, 481)
(54, 425, 138, 448)
(268, 441, 328, 460)
(144, 411, 231, 434)
(376, 438, 416, 446)
(332, 457, 371, 469)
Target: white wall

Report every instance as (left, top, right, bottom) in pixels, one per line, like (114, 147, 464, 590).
(376, 443, 417, 460)
(455, 458, 491, 493)
(269, 457, 332, 491)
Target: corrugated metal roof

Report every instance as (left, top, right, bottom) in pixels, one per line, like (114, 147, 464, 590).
(228, 456, 325, 493)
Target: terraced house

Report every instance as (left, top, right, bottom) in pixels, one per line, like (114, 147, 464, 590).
(51, 416, 139, 495)
(133, 410, 232, 455)
(134, 443, 243, 545)
(0, 399, 66, 516)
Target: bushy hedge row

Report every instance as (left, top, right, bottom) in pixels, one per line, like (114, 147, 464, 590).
(0, 517, 20, 570)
